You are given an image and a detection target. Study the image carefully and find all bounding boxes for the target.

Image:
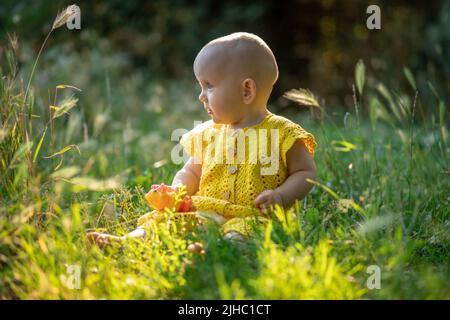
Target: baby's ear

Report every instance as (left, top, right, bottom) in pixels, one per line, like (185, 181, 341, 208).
(241, 78, 256, 104)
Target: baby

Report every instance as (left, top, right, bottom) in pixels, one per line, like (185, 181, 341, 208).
(87, 32, 317, 247)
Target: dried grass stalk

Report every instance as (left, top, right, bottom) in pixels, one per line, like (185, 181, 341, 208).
(283, 88, 321, 108)
(52, 5, 78, 30)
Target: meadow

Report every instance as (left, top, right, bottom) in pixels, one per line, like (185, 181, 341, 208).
(0, 15, 449, 299)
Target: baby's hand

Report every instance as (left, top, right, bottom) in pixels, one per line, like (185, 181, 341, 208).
(254, 189, 284, 214)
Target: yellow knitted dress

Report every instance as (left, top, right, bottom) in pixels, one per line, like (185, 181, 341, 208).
(138, 111, 317, 236)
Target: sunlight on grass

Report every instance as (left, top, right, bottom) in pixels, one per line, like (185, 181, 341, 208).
(0, 8, 448, 299)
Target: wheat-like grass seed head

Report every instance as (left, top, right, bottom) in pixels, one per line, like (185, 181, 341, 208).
(52, 5, 78, 30)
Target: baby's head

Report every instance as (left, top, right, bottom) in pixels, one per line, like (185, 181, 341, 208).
(193, 32, 278, 125)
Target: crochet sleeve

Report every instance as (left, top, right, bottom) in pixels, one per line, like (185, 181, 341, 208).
(280, 122, 318, 167)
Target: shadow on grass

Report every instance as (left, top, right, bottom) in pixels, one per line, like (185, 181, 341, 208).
(178, 223, 261, 299)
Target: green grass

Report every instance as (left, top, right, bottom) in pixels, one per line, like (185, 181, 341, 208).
(0, 27, 449, 299)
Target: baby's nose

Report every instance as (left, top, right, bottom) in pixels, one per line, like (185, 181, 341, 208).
(198, 92, 207, 103)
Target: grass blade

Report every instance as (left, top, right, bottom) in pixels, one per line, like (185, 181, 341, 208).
(355, 59, 365, 95)
(33, 126, 47, 162)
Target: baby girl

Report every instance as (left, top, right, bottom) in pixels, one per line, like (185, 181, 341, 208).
(87, 32, 317, 247)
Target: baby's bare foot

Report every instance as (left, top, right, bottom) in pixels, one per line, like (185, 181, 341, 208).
(223, 231, 246, 242)
(187, 242, 206, 255)
(86, 232, 124, 249)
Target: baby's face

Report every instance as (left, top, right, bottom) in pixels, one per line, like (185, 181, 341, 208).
(193, 46, 246, 125)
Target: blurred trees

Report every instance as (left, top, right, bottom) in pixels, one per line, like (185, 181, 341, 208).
(0, 0, 448, 110)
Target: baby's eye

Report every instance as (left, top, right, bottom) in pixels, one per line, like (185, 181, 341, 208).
(205, 82, 213, 90)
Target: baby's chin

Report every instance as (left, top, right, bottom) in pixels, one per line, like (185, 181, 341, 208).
(207, 112, 233, 125)
(210, 117, 228, 125)
(208, 113, 220, 123)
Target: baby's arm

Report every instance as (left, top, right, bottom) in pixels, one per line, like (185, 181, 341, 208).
(254, 141, 316, 210)
(171, 156, 202, 196)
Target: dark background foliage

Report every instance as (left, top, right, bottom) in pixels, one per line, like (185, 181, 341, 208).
(1, 0, 448, 110)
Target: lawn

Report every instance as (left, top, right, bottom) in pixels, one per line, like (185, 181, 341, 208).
(0, 19, 449, 300)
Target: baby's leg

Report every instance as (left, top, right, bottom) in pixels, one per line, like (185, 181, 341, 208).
(86, 232, 125, 249)
(127, 228, 147, 238)
(221, 216, 269, 243)
(86, 228, 147, 249)
(223, 231, 245, 242)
